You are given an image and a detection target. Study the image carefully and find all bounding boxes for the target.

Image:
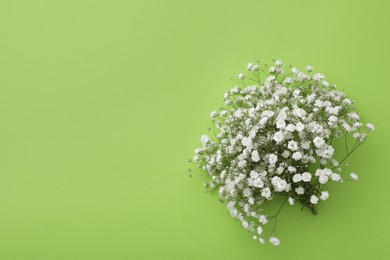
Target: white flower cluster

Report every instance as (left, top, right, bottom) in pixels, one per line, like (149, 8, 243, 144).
(192, 60, 374, 246)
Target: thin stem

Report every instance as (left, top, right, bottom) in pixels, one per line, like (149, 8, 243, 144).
(269, 197, 288, 220)
(333, 141, 362, 170)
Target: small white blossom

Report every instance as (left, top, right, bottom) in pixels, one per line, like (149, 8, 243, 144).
(313, 73, 325, 81)
(319, 175, 329, 184)
(310, 195, 319, 204)
(237, 73, 245, 79)
(243, 188, 252, 197)
(350, 172, 359, 181)
(288, 141, 299, 151)
(261, 187, 271, 199)
(251, 150, 260, 162)
(200, 135, 210, 145)
(295, 122, 305, 132)
(320, 191, 329, 201)
(366, 123, 375, 131)
(283, 77, 292, 84)
(292, 152, 302, 161)
(251, 64, 259, 71)
(331, 173, 342, 182)
(287, 166, 296, 173)
(273, 131, 285, 143)
(259, 215, 268, 224)
(268, 154, 278, 165)
(322, 80, 330, 87)
(272, 176, 288, 192)
(293, 174, 303, 183)
(293, 108, 307, 118)
(286, 124, 296, 132)
(301, 172, 312, 182)
(275, 60, 283, 67)
(257, 226, 263, 235)
(291, 67, 299, 75)
(295, 187, 305, 195)
(269, 237, 280, 246)
(210, 111, 218, 118)
(306, 65, 313, 72)
(282, 150, 290, 159)
(242, 221, 249, 229)
(313, 137, 325, 148)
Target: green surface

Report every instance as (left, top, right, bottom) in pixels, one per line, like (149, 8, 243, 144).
(0, 0, 389, 259)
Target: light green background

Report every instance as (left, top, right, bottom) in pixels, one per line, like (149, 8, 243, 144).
(0, 0, 389, 259)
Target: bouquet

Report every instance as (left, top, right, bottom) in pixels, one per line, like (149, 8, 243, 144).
(190, 60, 374, 246)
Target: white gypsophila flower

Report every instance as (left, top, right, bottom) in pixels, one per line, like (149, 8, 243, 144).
(261, 187, 272, 199)
(282, 150, 290, 159)
(292, 174, 303, 183)
(269, 237, 280, 246)
(292, 152, 302, 161)
(306, 65, 314, 72)
(287, 166, 296, 173)
(238, 160, 247, 168)
(288, 141, 299, 151)
(322, 81, 330, 87)
(243, 188, 252, 197)
(210, 111, 218, 118)
(259, 215, 268, 224)
(257, 226, 263, 235)
(283, 77, 292, 84)
(295, 186, 305, 195)
(293, 108, 307, 118)
(276, 166, 284, 175)
(331, 159, 339, 166)
(275, 60, 283, 67)
(200, 135, 210, 145)
(193, 155, 200, 162)
(295, 122, 305, 132)
(251, 150, 260, 162)
(268, 154, 278, 165)
(286, 124, 295, 132)
(193, 60, 374, 246)
(236, 73, 245, 79)
(313, 137, 325, 148)
(320, 191, 329, 201)
(241, 136, 250, 146)
(313, 73, 325, 81)
(291, 67, 299, 74)
(301, 172, 312, 182)
(310, 195, 319, 204)
(331, 173, 342, 182)
(251, 64, 259, 71)
(366, 123, 375, 131)
(242, 221, 249, 229)
(350, 172, 359, 181)
(271, 176, 287, 192)
(319, 175, 329, 184)
(273, 131, 285, 143)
